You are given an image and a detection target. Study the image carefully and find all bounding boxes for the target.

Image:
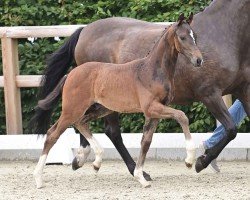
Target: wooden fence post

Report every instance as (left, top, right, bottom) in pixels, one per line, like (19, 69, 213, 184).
(1, 37, 23, 134)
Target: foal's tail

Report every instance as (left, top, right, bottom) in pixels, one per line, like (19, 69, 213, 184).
(28, 27, 83, 135)
(28, 76, 67, 135)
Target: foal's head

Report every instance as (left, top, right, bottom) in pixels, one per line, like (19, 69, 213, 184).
(167, 13, 203, 67)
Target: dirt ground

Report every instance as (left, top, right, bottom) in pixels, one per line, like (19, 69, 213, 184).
(0, 160, 249, 200)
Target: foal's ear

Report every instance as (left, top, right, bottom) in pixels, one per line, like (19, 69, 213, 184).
(177, 13, 185, 26)
(187, 12, 194, 24)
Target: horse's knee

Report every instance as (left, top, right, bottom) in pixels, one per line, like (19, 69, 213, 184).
(227, 126, 237, 140)
(146, 103, 163, 118)
(175, 111, 189, 126)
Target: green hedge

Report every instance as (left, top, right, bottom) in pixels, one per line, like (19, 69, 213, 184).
(0, 0, 249, 134)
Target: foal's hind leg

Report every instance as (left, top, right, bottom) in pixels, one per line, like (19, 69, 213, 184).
(72, 105, 112, 170)
(33, 117, 70, 188)
(34, 89, 92, 188)
(75, 122, 104, 172)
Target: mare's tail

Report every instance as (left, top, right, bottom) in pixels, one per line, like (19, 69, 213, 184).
(28, 27, 83, 135)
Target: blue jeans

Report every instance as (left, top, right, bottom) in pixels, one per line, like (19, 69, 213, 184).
(204, 99, 247, 149)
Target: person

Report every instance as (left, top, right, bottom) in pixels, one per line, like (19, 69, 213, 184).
(201, 99, 247, 172)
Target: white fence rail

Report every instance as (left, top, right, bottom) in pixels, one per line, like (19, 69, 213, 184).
(0, 129, 249, 163)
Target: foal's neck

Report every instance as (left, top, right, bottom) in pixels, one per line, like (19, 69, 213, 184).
(147, 30, 178, 78)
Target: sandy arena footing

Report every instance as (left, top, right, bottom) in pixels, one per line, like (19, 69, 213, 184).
(0, 160, 249, 200)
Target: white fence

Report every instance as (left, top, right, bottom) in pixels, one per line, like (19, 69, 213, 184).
(0, 129, 249, 163)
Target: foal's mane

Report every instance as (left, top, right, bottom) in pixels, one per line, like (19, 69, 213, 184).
(147, 19, 191, 57)
(146, 26, 170, 56)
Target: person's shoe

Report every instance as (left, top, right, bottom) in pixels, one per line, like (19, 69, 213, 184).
(199, 142, 220, 173)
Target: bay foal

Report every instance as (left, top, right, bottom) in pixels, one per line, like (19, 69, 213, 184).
(34, 14, 203, 188)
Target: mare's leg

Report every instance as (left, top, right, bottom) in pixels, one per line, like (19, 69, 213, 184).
(134, 118, 158, 187)
(196, 95, 237, 173)
(204, 99, 247, 149)
(75, 123, 104, 172)
(72, 104, 112, 170)
(236, 83, 250, 117)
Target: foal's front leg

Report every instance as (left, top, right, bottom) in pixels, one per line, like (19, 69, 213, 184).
(134, 118, 158, 187)
(148, 102, 196, 168)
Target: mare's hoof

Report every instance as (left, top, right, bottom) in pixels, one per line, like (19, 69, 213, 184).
(72, 157, 81, 171)
(195, 156, 206, 173)
(143, 171, 152, 181)
(185, 162, 192, 169)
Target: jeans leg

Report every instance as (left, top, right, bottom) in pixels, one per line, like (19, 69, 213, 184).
(204, 99, 247, 149)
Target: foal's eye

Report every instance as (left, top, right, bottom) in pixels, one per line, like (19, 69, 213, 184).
(180, 36, 185, 41)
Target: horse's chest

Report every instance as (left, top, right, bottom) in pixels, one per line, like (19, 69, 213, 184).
(152, 80, 174, 104)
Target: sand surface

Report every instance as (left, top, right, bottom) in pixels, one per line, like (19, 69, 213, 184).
(0, 160, 249, 200)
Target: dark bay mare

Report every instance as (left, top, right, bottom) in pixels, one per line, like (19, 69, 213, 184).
(33, 16, 202, 188)
(30, 0, 250, 178)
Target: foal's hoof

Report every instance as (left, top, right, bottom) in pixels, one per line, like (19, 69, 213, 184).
(93, 164, 100, 173)
(33, 174, 44, 189)
(143, 171, 152, 181)
(137, 179, 151, 188)
(72, 157, 81, 171)
(195, 156, 206, 173)
(134, 176, 151, 188)
(36, 183, 45, 189)
(143, 182, 151, 188)
(185, 162, 192, 169)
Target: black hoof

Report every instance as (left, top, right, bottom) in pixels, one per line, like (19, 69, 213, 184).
(185, 162, 192, 169)
(143, 171, 152, 181)
(72, 157, 80, 171)
(93, 165, 100, 172)
(195, 156, 206, 173)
